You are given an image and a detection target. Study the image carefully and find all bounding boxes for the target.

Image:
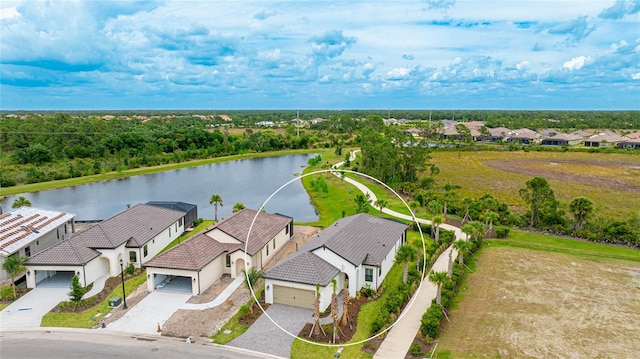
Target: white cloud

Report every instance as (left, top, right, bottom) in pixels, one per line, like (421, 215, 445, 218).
(0, 6, 20, 20)
(563, 56, 589, 70)
(632, 72, 640, 80)
(386, 67, 411, 79)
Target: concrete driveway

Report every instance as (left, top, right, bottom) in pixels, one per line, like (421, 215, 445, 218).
(1, 286, 70, 328)
(228, 304, 314, 358)
(105, 291, 191, 335)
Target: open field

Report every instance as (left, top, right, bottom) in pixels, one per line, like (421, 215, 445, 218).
(429, 150, 640, 220)
(434, 242, 640, 358)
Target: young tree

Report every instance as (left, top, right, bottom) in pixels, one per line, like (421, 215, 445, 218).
(69, 274, 86, 308)
(242, 266, 263, 314)
(519, 177, 558, 228)
(354, 193, 371, 214)
(460, 197, 473, 224)
(431, 215, 446, 244)
(374, 199, 387, 217)
(330, 279, 339, 344)
(482, 211, 500, 231)
(209, 194, 223, 221)
(233, 202, 246, 213)
(569, 197, 593, 231)
(340, 284, 349, 328)
(453, 240, 470, 264)
(309, 283, 326, 337)
(428, 271, 449, 305)
(11, 196, 32, 209)
(2, 256, 27, 299)
(395, 244, 417, 284)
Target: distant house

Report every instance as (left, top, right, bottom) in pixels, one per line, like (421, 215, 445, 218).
(506, 128, 541, 144)
(144, 209, 293, 296)
(264, 214, 407, 310)
(25, 204, 189, 288)
(570, 130, 592, 139)
(1, 208, 76, 282)
(403, 128, 423, 137)
(256, 121, 275, 127)
(538, 128, 558, 137)
(618, 132, 640, 150)
(486, 127, 511, 142)
(584, 133, 627, 148)
(541, 133, 583, 146)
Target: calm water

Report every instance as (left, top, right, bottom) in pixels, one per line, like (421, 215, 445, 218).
(2, 154, 319, 222)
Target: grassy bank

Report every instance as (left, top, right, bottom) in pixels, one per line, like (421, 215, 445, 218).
(158, 220, 214, 255)
(0, 149, 319, 197)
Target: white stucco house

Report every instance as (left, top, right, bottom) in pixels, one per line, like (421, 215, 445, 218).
(0, 207, 76, 282)
(25, 203, 189, 288)
(144, 208, 293, 296)
(264, 213, 408, 310)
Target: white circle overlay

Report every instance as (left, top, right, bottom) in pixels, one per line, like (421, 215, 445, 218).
(243, 168, 427, 348)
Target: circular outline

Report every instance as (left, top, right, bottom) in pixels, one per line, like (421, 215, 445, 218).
(243, 168, 427, 348)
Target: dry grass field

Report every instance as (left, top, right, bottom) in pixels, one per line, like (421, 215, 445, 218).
(434, 245, 640, 358)
(429, 150, 640, 219)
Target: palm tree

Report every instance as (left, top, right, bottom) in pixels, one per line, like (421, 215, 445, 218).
(570, 197, 593, 231)
(233, 202, 245, 213)
(431, 215, 445, 244)
(461, 224, 475, 241)
(482, 211, 500, 231)
(11, 196, 31, 209)
(2, 255, 27, 299)
(340, 284, 349, 328)
(395, 244, 417, 284)
(447, 250, 453, 278)
(428, 270, 448, 305)
(209, 194, 223, 221)
(374, 199, 387, 217)
(453, 240, 470, 265)
(460, 197, 473, 224)
(471, 221, 485, 242)
(330, 279, 339, 344)
(242, 266, 263, 314)
(309, 283, 325, 337)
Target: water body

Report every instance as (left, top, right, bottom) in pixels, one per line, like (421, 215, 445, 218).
(2, 154, 319, 222)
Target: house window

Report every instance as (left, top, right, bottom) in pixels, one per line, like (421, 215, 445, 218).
(365, 268, 373, 282)
(179, 218, 183, 226)
(24, 246, 31, 257)
(285, 225, 289, 235)
(130, 251, 137, 263)
(143, 245, 148, 257)
(36, 240, 40, 246)
(225, 254, 231, 268)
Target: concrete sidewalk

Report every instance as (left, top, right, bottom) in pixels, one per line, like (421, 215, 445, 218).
(180, 276, 244, 310)
(82, 274, 109, 300)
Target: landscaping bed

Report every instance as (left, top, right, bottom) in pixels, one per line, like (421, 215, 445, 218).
(298, 292, 368, 344)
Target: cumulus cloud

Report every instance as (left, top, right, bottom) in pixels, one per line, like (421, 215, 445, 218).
(310, 30, 356, 59)
(563, 56, 589, 70)
(598, 0, 640, 19)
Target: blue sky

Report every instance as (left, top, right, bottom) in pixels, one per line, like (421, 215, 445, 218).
(1, 1, 639, 110)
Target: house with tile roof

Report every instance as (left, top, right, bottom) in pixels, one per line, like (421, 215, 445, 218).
(0, 207, 75, 282)
(506, 128, 541, 144)
(264, 214, 407, 310)
(144, 208, 293, 296)
(584, 132, 627, 148)
(24, 203, 189, 288)
(541, 133, 584, 146)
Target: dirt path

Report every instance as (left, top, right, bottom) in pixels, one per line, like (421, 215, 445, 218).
(160, 225, 320, 339)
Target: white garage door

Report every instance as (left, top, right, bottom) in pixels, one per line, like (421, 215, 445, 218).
(273, 285, 315, 309)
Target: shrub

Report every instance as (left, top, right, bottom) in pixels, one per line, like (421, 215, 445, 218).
(361, 284, 373, 298)
(420, 304, 444, 339)
(192, 218, 204, 227)
(495, 226, 510, 238)
(370, 309, 390, 334)
(238, 304, 250, 317)
(1, 285, 14, 300)
(125, 262, 135, 275)
(410, 342, 424, 357)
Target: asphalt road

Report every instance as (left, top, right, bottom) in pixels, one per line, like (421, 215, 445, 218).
(0, 328, 278, 359)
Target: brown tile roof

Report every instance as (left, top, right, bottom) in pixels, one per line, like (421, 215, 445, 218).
(27, 236, 100, 266)
(264, 251, 339, 286)
(586, 133, 627, 143)
(144, 233, 241, 271)
(213, 209, 292, 256)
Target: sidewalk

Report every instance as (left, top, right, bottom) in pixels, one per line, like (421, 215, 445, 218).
(82, 274, 109, 300)
(180, 276, 244, 310)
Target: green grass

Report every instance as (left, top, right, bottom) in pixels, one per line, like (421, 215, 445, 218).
(290, 265, 405, 359)
(158, 220, 214, 255)
(210, 307, 250, 344)
(0, 302, 10, 311)
(0, 149, 319, 197)
(40, 273, 147, 328)
(488, 229, 640, 263)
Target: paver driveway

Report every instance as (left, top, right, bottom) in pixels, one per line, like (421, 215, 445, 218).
(228, 304, 314, 358)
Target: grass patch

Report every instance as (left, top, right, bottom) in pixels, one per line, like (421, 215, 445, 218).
(210, 307, 249, 344)
(158, 220, 214, 255)
(0, 302, 10, 311)
(489, 229, 640, 262)
(40, 273, 147, 328)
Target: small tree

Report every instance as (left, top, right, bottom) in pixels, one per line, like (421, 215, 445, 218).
(330, 279, 339, 344)
(11, 196, 32, 209)
(69, 274, 86, 308)
(453, 240, 470, 264)
(569, 197, 593, 231)
(431, 215, 445, 244)
(428, 271, 448, 305)
(374, 199, 387, 217)
(243, 266, 263, 314)
(2, 255, 27, 299)
(340, 283, 350, 328)
(209, 194, 224, 221)
(309, 283, 325, 337)
(354, 193, 371, 214)
(482, 211, 500, 231)
(395, 244, 417, 284)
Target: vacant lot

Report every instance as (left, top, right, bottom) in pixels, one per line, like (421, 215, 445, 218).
(434, 245, 640, 358)
(429, 150, 640, 219)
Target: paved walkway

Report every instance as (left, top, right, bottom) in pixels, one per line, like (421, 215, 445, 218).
(180, 276, 244, 310)
(82, 274, 109, 300)
(0, 287, 69, 328)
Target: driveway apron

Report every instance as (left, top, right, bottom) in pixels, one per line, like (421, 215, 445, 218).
(105, 291, 190, 335)
(1, 287, 70, 328)
(228, 304, 314, 358)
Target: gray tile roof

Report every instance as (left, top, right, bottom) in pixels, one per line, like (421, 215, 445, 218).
(308, 213, 407, 266)
(265, 214, 407, 285)
(264, 251, 339, 286)
(213, 209, 292, 256)
(26, 204, 185, 266)
(144, 233, 241, 271)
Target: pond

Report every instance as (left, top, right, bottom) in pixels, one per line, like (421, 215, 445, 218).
(2, 154, 319, 222)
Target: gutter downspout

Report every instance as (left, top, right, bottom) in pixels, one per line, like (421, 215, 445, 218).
(197, 271, 201, 295)
(82, 265, 87, 287)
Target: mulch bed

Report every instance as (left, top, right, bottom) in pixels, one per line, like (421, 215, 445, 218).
(50, 270, 144, 313)
(238, 301, 271, 327)
(298, 293, 368, 345)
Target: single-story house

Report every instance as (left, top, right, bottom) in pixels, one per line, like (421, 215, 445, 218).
(506, 128, 541, 144)
(144, 208, 293, 296)
(485, 127, 511, 142)
(264, 214, 408, 310)
(147, 201, 198, 229)
(25, 203, 190, 288)
(541, 133, 584, 146)
(584, 133, 627, 147)
(1, 207, 76, 282)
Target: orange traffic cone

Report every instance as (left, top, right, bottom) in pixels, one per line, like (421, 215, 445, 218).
(157, 323, 162, 333)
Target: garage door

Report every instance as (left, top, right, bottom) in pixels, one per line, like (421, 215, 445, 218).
(273, 285, 315, 309)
